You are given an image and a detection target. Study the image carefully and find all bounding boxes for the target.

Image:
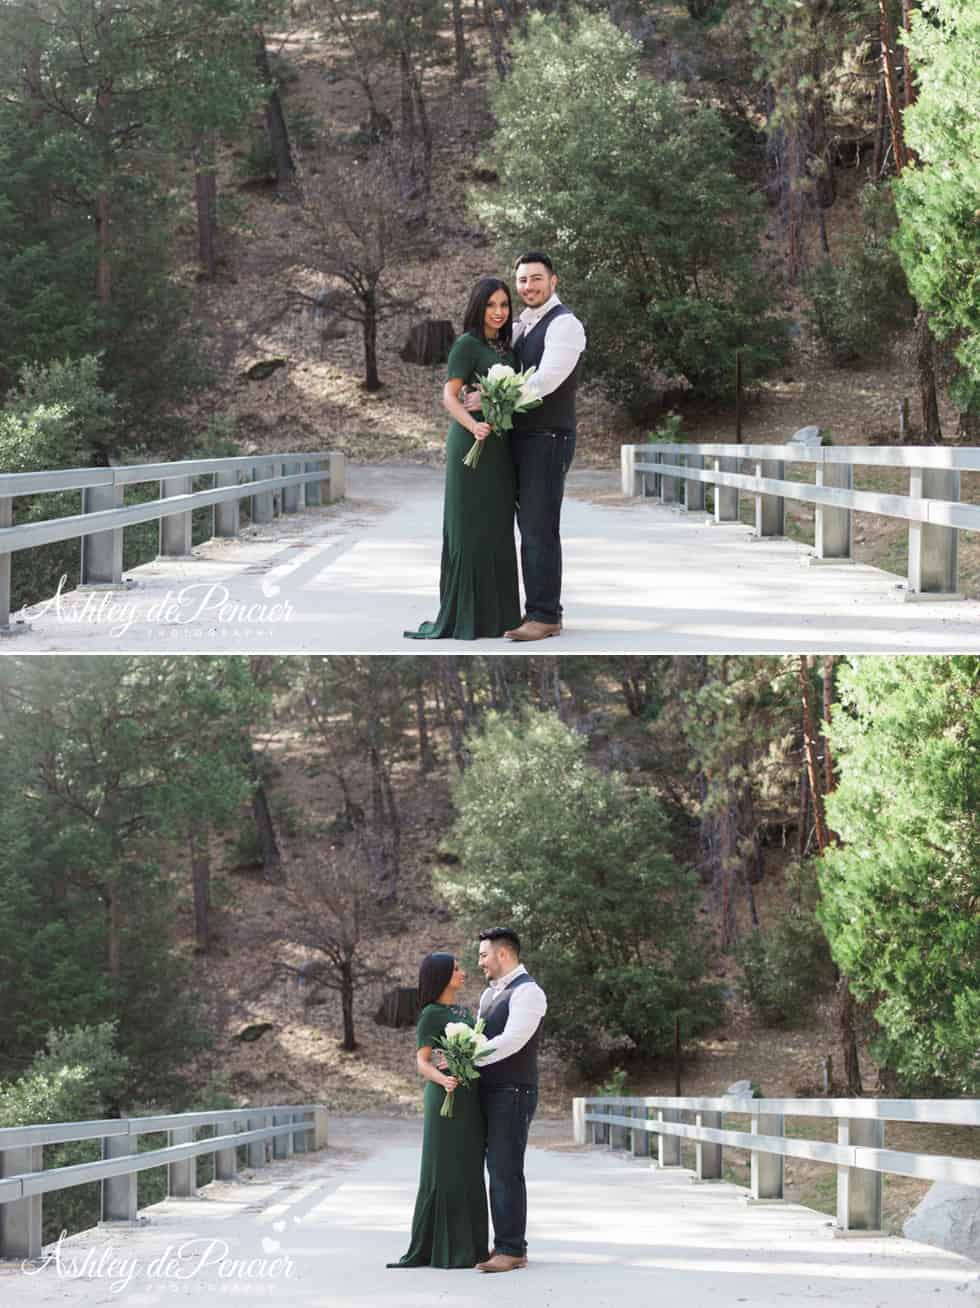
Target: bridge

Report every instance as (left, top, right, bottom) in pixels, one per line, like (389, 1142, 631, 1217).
(5, 450, 980, 652)
(0, 1098, 977, 1306)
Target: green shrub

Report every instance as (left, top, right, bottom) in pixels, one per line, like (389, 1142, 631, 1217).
(804, 185, 915, 365)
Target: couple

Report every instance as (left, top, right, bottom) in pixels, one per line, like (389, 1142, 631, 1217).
(405, 252, 586, 643)
(388, 927, 547, 1272)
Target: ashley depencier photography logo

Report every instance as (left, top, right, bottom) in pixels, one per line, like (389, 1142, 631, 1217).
(22, 1230, 297, 1295)
(21, 575, 295, 637)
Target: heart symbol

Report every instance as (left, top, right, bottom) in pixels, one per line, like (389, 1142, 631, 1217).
(261, 1237, 281, 1254)
(272, 1220, 286, 1233)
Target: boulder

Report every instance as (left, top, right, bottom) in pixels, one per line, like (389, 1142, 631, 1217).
(234, 1022, 275, 1043)
(903, 1183, 980, 1261)
(788, 424, 824, 446)
(400, 319, 455, 366)
(244, 359, 287, 381)
(725, 1079, 762, 1097)
(374, 986, 421, 1029)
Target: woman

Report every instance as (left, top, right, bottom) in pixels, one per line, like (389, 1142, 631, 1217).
(387, 952, 489, 1269)
(404, 278, 522, 640)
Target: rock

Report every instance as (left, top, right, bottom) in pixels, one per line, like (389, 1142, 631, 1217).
(244, 359, 287, 381)
(401, 319, 456, 366)
(374, 986, 421, 1029)
(725, 1079, 762, 1097)
(788, 424, 824, 445)
(904, 1184, 980, 1261)
(234, 1022, 275, 1043)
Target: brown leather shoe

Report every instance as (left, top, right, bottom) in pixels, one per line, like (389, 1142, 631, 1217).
(504, 620, 561, 642)
(476, 1252, 527, 1273)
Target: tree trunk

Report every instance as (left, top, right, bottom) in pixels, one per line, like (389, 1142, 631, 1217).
(914, 309, 943, 442)
(189, 828, 211, 953)
(798, 656, 829, 853)
(415, 679, 435, 773)
(872, 72, 886, 180)
(194, 134, 217, 280)
(105, 880, 122, 978)
(254, 25, 296, 190)
(244, 737, 282, 880)
(362, 304, 381, 391)
(451, 0, 471, 81)
(483, 1, 509, 79)
(900, 0, 916, 111)
(439, 660, 468, 771)
(878, 1, 907, 172)
(836, 971, 863, 1093)
(340, 969, 356, 1050)
(399, 48, 416, 144)
(821, 655, 836, 798)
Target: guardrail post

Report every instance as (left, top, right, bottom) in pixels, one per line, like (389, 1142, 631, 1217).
(813, 463, 853, 561)
(0, 495, 14, 632)
(908, 468, 960, 596)
(695, 1110, 723, 1180)
(282, 462, 301, 515)
(621, 445, 644, 497)
(214, 470, 241, 538)
(754, 460, 785, 537)
(657, 1108, 682, 1167)
(631, 1107, 650, 1158)
(0, 1143, 42, 1259)
(247, 1114, 268, 1169)
(304, 461, 322, 508)
(214, 1119, 239, 1181)
(251, 464, 274, 524)
(661, 453, 678, 507)
(313, 1106, 329, 1151)
(327, 452, 346, 504)
(80, 480, 125, 586)
(593, 1103, 609, 1145)
(101, 1131, 138, 1222)
(168, 1125, 196, 1198)
(836, 1118, 884, 1232)
(713, 458, 739, 523)
(683, 455, 705, 512)
(273, 1113, 293, 1159)
(572, 1098, 586, 1146)
(290, 1114, 306, 1156)
(159, 476, 194, 557)
(750, 1112, 784, 1200)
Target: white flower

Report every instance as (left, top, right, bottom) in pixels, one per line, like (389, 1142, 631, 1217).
(471, 1031, 489, 1052)
(443, 1021, 471, 1040)
(486, 363, 516, 382)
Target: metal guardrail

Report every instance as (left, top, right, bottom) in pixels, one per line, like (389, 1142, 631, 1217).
(0, 451, 347, 631)
(573, 1095, 980, 1234)
(621, 442, 980, 598)
(0, 1103, 329, 1260)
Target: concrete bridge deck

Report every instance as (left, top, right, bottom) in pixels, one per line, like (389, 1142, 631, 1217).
(0, 1117, 975, 1308)
(10, 464, 980, 653)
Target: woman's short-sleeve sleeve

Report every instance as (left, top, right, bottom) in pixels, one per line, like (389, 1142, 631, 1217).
(446, 334, 478, 384)
(415, 1005, 446, 1050)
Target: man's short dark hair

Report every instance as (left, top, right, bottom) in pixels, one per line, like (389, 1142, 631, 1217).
(479, 927, 522, 956)
(514, 252, 555, 274)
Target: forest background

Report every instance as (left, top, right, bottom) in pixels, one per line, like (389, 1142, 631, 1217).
(2, 0, 980, 609)
(0, 653, 977, 1238)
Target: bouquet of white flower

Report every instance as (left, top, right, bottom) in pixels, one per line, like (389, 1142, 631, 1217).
(433, 1018, 495, 1118)
(463, 364, 543, 469)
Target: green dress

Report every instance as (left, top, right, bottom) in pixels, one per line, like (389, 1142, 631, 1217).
(404, 333, 522, 640)
(387, 1004, 490, 1269)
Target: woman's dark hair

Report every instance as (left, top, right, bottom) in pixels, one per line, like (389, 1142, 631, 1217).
(418, 952, 456, 1008)
(462, 277, 513, 345)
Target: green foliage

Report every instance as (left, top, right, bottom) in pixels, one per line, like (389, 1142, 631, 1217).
(472, 9, 789, 412)
(894, 1, 980, 392)
(646, 412, 685, 444)
(818, 656, 980, 1093)
(0, 356, 115, 472)
(595, 1066, 629, 1097)
(736, 863, 836, 1025)
(804, 186, 916, 365)
(439, 710, 724, 1065)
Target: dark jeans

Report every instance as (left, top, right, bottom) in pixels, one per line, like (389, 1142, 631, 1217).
(511, 428, 576, 625)
(481, 1084, 538, 1257)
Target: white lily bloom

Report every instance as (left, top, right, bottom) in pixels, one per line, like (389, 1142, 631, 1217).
(486, 363, 516, 381)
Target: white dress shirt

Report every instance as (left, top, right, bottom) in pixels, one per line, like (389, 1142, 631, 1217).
(512, 294, 586, 400)
(476, 963, 547, 1067)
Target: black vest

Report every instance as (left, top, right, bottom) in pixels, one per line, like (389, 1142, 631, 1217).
(513, 303, 581, 434)
(478, 973, 542, 1088)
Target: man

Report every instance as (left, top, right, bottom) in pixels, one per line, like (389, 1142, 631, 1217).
(465, 253, 586, 641)
(472, 926, 547, 1274)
